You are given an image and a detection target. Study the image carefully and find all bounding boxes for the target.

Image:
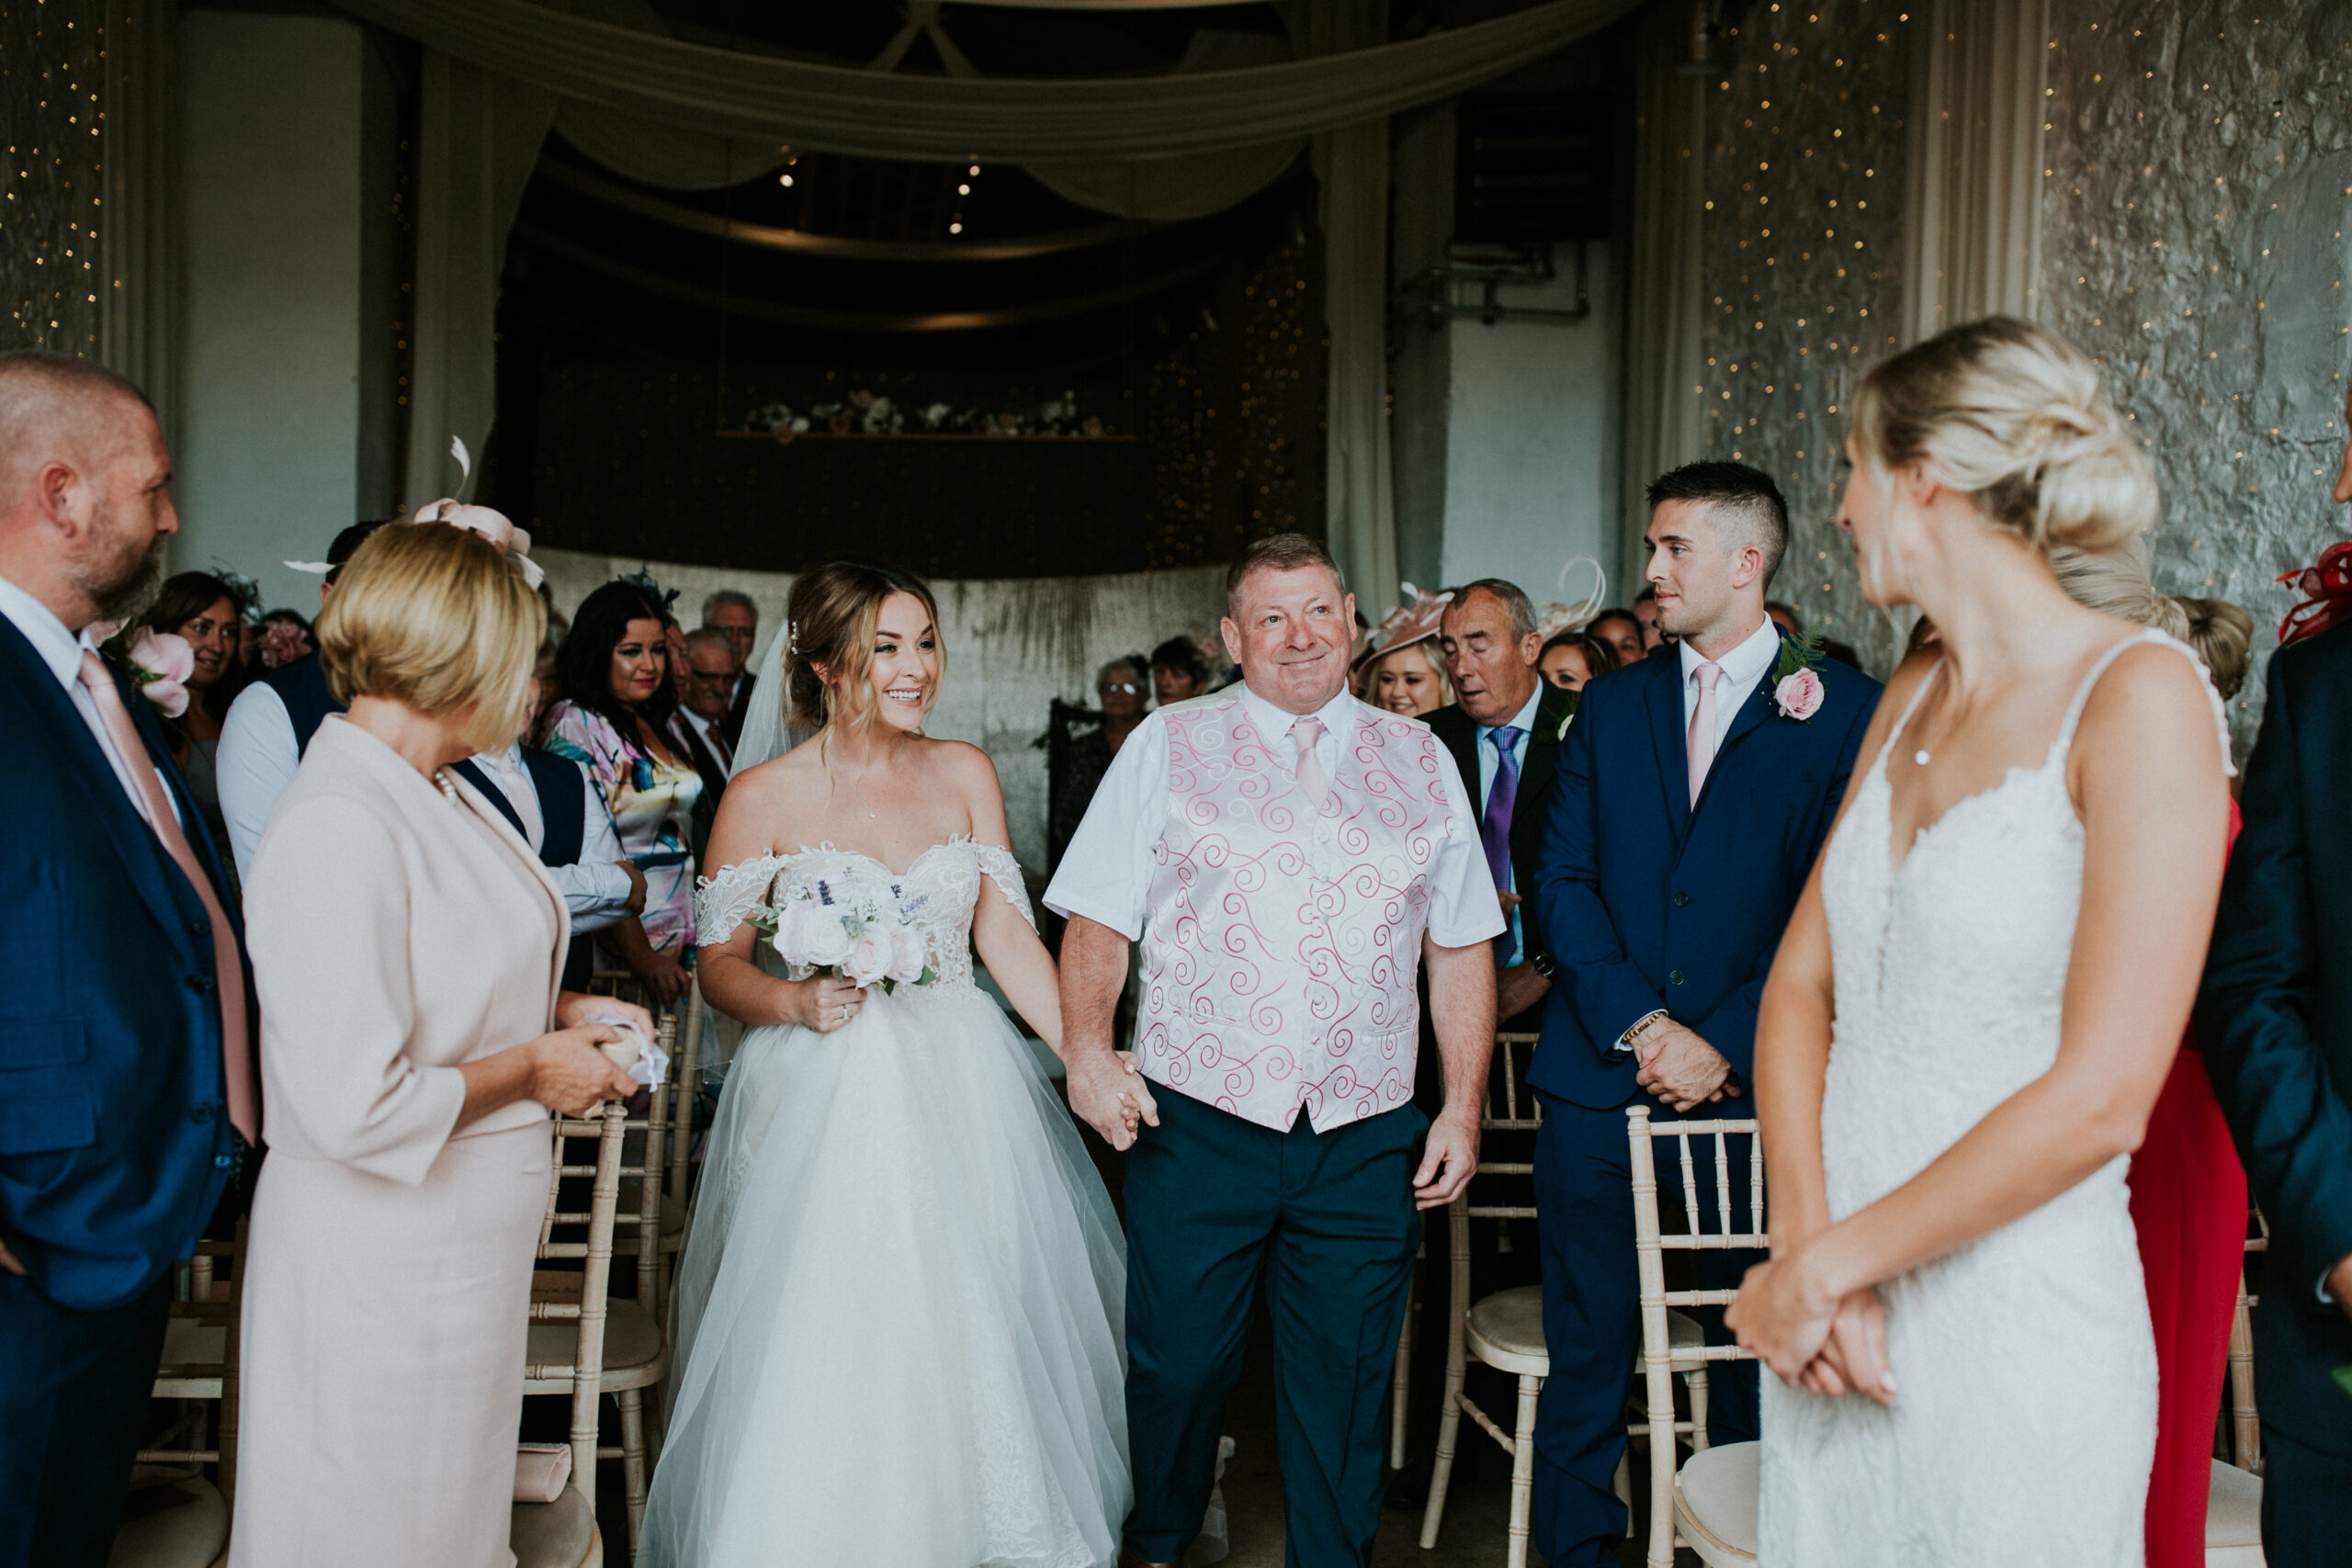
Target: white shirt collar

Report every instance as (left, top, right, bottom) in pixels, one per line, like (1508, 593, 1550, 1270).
(1234, 678, 1357, 749)
(0, 571, 93, 689)
(1679, 614, 1781, 690)
(1482, 684, 1544, 740)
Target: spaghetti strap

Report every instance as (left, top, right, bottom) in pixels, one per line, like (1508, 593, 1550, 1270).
(1871, 656, 1945, 773)
(2054, 628, 2238, 776)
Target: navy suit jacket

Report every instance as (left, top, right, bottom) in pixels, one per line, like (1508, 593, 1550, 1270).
(2195, 621, 2352, 1444)
(0, 616, 244, 1311)
(1527, 637, 1878, 1111)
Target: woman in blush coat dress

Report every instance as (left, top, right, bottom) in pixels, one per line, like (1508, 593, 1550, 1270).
(230, 521, 643, 1568)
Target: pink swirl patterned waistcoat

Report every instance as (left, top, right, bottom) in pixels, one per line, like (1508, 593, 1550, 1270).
(1137, 695, 1465, 1133)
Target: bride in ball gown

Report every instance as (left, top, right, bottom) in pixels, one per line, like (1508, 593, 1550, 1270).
(1726, 319, 2233, 1565)
(639, 561, 1147, 1567)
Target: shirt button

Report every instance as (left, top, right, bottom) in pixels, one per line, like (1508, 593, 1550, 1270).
(212, 1154, 234, 1169)
(190, 918, 209, 939)
(189, 1103, 216, 1124)
(187, 974, 216, 995)
(1673, 892, 1691, 908)
(1668, 970, 1686, 986)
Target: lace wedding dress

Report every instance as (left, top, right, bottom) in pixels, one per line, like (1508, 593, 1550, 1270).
(638, 838, 1131, 1568)
(1759, 630, 2230, 1566)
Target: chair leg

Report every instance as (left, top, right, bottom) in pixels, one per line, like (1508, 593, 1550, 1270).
(1507, 1374, 1540, 1568)
(1389, 1266, 1416, 1471)
(1613, 1448, 1633, 1538)
(1689, 1368, 1711, 1453)
(1418, 1362, 1465, 1549)
(620, 1389, 649, 1560)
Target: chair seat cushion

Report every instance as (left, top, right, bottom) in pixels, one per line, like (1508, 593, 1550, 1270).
(1675, 1439, 1759, 1562)
(108, 1477, 228, 1568)
(2205, 1459, 2263, 1565)
(524, 1297, 667, 1392)
(511, 1483, 597, 1568)
(1465, 1285, 1549, 1376)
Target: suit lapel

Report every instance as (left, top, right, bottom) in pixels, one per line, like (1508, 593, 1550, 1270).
(1, 619, 199, 957)
(1434, 708, 1481, 827)
(1646, 653, 1692, 840)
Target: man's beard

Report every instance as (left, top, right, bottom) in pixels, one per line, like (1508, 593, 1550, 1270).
(81, 526, 166, 624)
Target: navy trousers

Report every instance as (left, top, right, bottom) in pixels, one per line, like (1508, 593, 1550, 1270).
(1531, 1099, 1759, 1568)
(0, 1269, 172, 1568)
(1124, 1089, 1425, 1568)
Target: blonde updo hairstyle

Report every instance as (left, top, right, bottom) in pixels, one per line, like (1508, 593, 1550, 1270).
(1853, 316, 2158, 556)
(2176, 597, 2255, 701)
(2049, 544, 2256, 701)
(317, 521, 545, 754)
(784, 560, 945, 736)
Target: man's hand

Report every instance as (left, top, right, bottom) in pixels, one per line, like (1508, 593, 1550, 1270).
(2329, 1253, 2352, 1322)
(0, 1235, 23, 1277)
(1634, 1021, 1738, 1111)
(1497, 889, 1522, 918)
(1067, 1045, 1157, 1151)
(1413, 1108, 1480, 1210)
(1496, 960, 1552, 1024)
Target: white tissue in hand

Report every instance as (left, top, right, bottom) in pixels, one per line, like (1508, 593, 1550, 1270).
(586, 1014, 671, 1089)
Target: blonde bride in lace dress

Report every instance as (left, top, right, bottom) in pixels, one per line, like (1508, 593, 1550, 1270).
(639, 563, 1145, 1568)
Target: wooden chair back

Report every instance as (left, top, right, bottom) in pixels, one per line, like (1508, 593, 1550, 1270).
(1628, 1107, 1765, 1568)
(2226, 1209, 2266, 1472)
(141, 1219, 248, 1497)
(529, 1101, 629, 1485)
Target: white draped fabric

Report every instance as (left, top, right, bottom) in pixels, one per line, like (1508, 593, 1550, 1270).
(1896, 0, 2049, 342)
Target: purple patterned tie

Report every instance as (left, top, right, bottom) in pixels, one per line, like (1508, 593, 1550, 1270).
(1484, 726, 1523, 962)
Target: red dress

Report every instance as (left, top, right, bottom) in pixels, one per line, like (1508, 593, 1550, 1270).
(2126, 801, 2248, 1568)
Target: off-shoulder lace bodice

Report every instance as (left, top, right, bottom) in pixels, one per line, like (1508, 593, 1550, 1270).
(695, 835, 1035, 989)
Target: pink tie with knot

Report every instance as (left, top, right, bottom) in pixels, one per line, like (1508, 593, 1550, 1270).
(78, 650, 258, 1142)
(1687, 660, 1724, 807)
(1289, 716, 1330, 809)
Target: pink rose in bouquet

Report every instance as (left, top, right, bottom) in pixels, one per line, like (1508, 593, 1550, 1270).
(887, 925, 928, 986)
(1774, 668, 1826, 721)
(843, 929, 895, 987)
(129, 630, 195, 718)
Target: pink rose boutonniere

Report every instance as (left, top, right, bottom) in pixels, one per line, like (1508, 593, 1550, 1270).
(128, 630, 195, 718)
(1770, 624, 1829, 722)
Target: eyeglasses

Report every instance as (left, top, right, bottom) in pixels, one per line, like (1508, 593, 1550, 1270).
(691, 670, 743, 691)
(1098, 681, 1139, 695)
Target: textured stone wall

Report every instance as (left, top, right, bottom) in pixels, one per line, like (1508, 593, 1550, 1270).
(1686, 0, 2352, 748)
(2, 0, 109, 353)
(1689, 0, 1918, 671)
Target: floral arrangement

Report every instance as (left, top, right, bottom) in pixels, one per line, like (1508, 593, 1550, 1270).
(743, 864, 937, 993)
(746, 387, 1107, 443)
(259, 619, 313, 670)
(1772, 623, 1828, 721)
(127, 630, 195, 718)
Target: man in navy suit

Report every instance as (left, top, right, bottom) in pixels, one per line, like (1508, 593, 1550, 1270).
(2195, 393, 2352, 1568)
(1525, 462, 1878, 1565)
(0, 350, 250, 1567)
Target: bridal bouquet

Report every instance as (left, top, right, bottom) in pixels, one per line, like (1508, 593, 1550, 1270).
(743, 866, 937, 993)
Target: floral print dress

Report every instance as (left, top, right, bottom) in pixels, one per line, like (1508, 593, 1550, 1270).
(545, 700, 702, 952)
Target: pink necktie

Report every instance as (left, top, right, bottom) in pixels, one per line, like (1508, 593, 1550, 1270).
(1289, 716, 1330, 809)
(79, 651, 258, 1142)
(1687, 660, 1724, 807)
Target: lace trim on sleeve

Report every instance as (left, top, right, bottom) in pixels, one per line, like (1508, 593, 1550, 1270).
(971, 842, 1038, 932)
(695, 854, 786, 945)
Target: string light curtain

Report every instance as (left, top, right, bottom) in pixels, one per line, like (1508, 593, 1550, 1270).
(1896, 0, 2049, 342)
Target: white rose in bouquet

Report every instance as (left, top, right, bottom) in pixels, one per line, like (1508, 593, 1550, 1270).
(800, 908, 855, 969)
(887, 925, 928, 986)
(766, 902, 814, 966)
(843, 930, 894, 987)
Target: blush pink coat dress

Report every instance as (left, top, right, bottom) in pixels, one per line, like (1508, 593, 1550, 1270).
(231, 718, 567, 1568)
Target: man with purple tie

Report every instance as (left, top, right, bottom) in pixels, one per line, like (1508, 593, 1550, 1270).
(1522, 463, 1878, 1566)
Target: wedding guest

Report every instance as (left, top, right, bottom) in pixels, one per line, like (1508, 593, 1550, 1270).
(0, 350, 253, 1568)
(2053, 542, 2249, 1568)
(1365, 638, 1453, 717)
(129, 570, 248, 877)
(702, 588, 759, 749)
(1537, 629, 1619, 694)
(678, 626, 739, 775)
(1632, 583, 1666, 649)
(232, 520, 642, 1568)
(2196, 388, 2352, 1568)
(1050, 655, 1149, 867)
(1732, 318, 2229, 1564)
(1588, 607, 1646, 671)
(1149, 634, 1210, 705)
(546, 580, 703, 1006)
(255, 608, 312, 671)
(1527, 462, 1879, 1565)
(1051, 534, 1502, 1567)
(216, 519, 390, 876)
(526, 637, 561, 744)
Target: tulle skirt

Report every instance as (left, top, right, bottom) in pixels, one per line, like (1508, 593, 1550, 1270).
(639, 981, 1131, 1568)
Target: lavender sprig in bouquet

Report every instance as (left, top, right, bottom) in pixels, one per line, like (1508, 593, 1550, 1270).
(742, 865, 936, 994)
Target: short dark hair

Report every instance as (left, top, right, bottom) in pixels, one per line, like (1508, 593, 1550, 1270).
(1541, 628, 1621, 678)
(1449, 579, 1538, 640)
(1226, 533, 1345, 618)
(1148, 635, 1208, 684)
(1645, 461, 1790, 587)
(323, 519, 396, 586)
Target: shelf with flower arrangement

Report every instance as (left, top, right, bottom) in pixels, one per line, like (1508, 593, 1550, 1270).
(718, 389, 1132, 444)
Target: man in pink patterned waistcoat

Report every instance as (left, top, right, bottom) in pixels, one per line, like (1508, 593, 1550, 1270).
(1047, 534, 1503, 1568)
